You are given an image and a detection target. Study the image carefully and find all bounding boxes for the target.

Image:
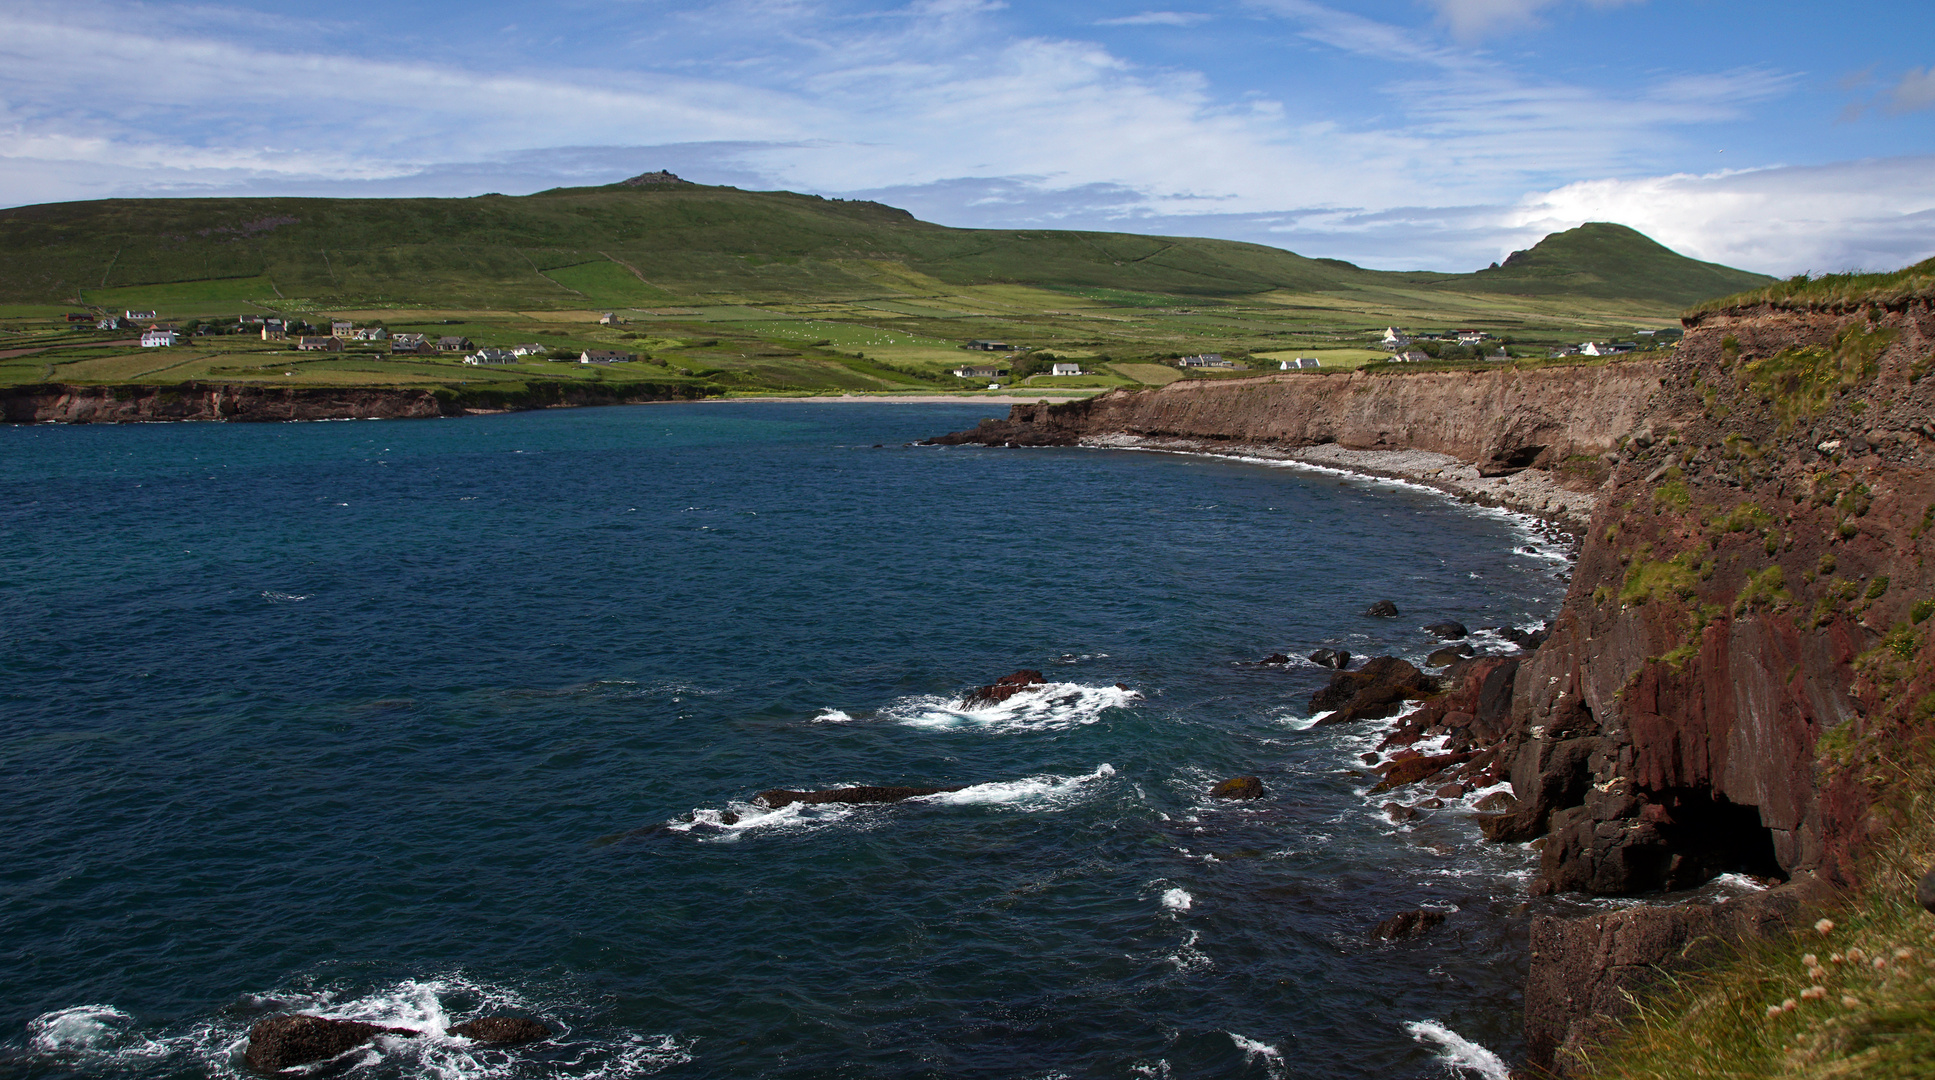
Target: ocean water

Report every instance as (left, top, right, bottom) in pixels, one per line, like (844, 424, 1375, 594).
(0, 402, 1569, 1080)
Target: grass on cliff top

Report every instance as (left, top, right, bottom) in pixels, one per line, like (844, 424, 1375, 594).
(1571, 742, 1935, 1080)
(1687, 257, 1935, 318)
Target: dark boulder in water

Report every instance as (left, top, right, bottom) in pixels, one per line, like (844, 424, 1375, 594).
(1498, 624, 1551, 650)
(1422, 620, 1468, 640)
(1372, 910, 1445, 941)
(449, 1017, 552, 1044)
(1308, 648, 1351, 669)
(756, 785, 965, 810)
(1424, 645, 1475, 668)
(1210, 776, 1264, 800)
(961, 670, 1046, 707)
(1364, 600, 1400, 617)
(1260, 653, 1291, 665)
(244, 1015, 418, 1071)
(1383, 801, 1417, 823)
(1919, 868, 1935, 914)
(1310, 657, 1434, 724)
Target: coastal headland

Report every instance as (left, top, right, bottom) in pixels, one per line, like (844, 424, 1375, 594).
(928, 273, 1935, 1076)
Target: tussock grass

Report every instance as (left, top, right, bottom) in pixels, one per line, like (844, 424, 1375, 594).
(1571, 743, 1935, 1080)
(1687, 259, 1935, 318)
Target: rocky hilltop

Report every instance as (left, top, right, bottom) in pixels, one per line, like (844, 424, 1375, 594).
(929, 293, 1935, 1074)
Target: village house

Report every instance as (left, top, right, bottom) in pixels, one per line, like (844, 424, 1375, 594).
(65, 313, 92, 323)
(351, 327, 388, 341)
(330, 321, 355, 338)
(140, 328, 179, 347)
(1279, 357, 1322, 370)
(296, 336, 342, 352)
(1176, 353, 1231, 368)
(580, 349, 635, 364)
(511, 343, 548, 357)
(951, 364, 1005, 378)
(463, 348, 517, 365)
(598, 312, 621, 326)
(1049, 362, 1082, 376)
(125, 309, 156, 321)
(1395, 349, 1432, 363)
(1381, 327, 1409, 350)
(1455, 330, 1489, 345)
(389, 333, 429, 354)
(964, 339, 1011, 351)
(1580, 341, 1637, 356)
(96, 315, 123, 331)
(436, 336, 472, 353)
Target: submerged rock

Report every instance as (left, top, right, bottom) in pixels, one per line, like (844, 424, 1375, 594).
(1383, 802, 1418, 823)
(1424, 645, 1475, 668)
(961, 670, 1046, 707)
(1210, 776, 1264, 800)
(244, 1015, 418, 1072)
(1363, 600, 1400, 617)
(755, 785, 965, 810)
(1308, 648, 1351, 669)
(1374, 751, 1476, 792)
(1422, 620, 1469, 640)
(1473, 790, 1520, 814)
(448, 1017, 552, 1044)
(1259, 653, 1291, 665)
(1371, 910, 1445, 940)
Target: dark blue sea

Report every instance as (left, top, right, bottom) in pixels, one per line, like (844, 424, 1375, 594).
(0, 402, 1571, 1080)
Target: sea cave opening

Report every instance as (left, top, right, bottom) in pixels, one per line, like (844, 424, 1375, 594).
(1651, 786, 1789, 889)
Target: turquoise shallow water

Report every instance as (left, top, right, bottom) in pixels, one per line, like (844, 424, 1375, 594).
(0, 402, 1568, 1079)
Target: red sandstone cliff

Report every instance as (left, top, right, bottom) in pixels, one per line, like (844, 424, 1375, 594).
(0, 380, 715, 423)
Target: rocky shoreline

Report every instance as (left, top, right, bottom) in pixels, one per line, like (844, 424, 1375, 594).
(926, 296, 1935, 1075)
(0, 380, 717, 423)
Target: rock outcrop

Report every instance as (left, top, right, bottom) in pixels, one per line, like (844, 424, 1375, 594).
(244, 1015, 418, 1071)
(1371, 909, 1446, 940)
(755, 785, 965, 810)
(961, 670, 1046, 707)
(448, 1017, 553, 1043)
(1210, 776, 1265, 799)
(1309, 656, 1434, 724)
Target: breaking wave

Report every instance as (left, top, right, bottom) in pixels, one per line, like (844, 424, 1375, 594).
(1403, 1020, 1510, 1080)
(881, 681, 1142, 733)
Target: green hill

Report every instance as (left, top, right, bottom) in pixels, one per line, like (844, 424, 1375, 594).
(0, 180, 1769, 310)
(1439, 222, 1773, 305)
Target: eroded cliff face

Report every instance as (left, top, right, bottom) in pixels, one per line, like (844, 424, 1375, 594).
(0, 380, 715, 423)
(936, 361, 1667, 475)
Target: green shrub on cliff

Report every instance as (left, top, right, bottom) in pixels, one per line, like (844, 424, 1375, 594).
(1737, 327, 1896, 430)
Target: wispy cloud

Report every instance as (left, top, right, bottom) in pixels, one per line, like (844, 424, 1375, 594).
(1885, 67, 1935, 114)
(1096, 11, 1212, 27)
(1419, 0, 1645, 41)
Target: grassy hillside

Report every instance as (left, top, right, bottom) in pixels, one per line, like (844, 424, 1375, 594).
(1439, 222, 1774, 305)
(0, 180, 1777, 399)
(1687, 256, 1935, 316)
(0, 183, 1768, 310)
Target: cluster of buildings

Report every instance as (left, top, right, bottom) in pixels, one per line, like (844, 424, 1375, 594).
(1176, 353, 1236, 368)
(1381, 327, 1494, 352)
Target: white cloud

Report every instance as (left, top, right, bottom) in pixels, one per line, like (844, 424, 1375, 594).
(1096, 11, 1212, 26)
(1420, 0, 1645, 41)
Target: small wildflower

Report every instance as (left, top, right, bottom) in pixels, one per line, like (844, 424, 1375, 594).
(1801, 953, 1818, 967)
(1802, 986, 1827, 1000)
(1808, 966, 1827, 982)
(1874, 956, 1888, 970)
(1767, 1004, 1783, 1018)
(1816, 918, 1836, 935)
(1847, 947, 1867, 964)
(1830, 952, 1845, 964)
(1894, 947, 1913, 960)
(1781, 998, 1797, 1012)
(1842, 994, 1861, 1009)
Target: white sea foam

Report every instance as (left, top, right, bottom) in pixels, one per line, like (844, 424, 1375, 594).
(883, 681, 1141, 733)
(811, 708, 855, 723)
(260, 591, 309, 603)
(667, 765, 1118, 842)
(18, 976, 692, 1078)
(1167, 929, 1211, 973)
(1161, 887, 1193, 912)
(1403, 1020, 1510, 1080)
(1226, 1033, 1286, 1078)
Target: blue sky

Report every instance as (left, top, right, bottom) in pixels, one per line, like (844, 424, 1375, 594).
(2, 0, 1931, 273)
